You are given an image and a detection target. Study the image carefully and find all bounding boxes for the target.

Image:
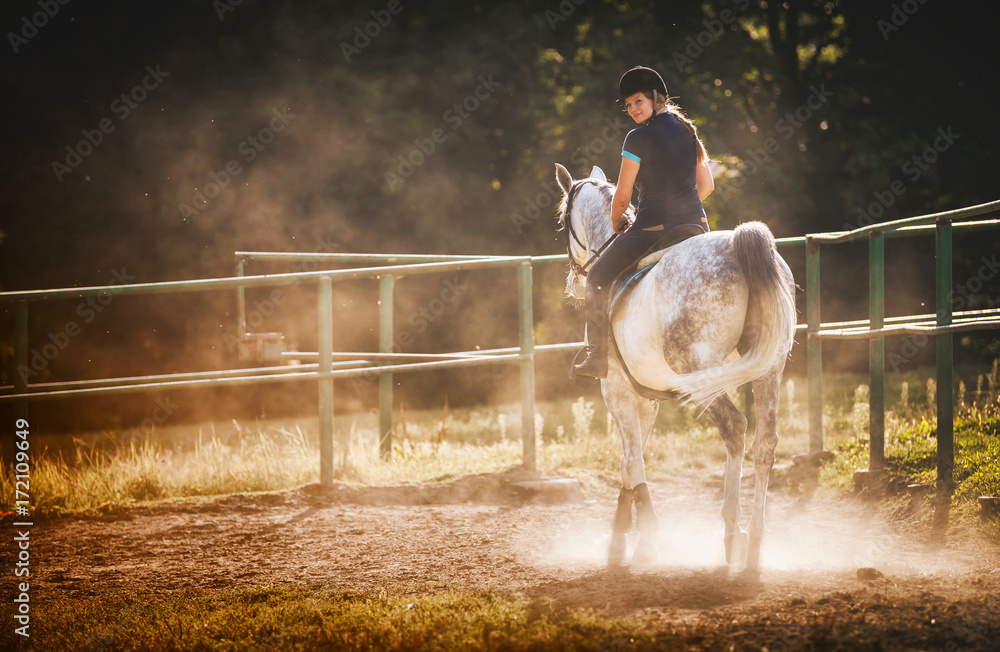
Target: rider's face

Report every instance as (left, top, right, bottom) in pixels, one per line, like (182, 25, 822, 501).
(623, 92, 654, 123)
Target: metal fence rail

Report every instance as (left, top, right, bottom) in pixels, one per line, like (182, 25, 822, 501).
(3, 199, 999, 493)
(796, 199, 1000, 494)
(2, 255, 541, 481)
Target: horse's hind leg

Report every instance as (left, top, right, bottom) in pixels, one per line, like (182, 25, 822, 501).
(703, 393, 749, 568)
(746, 360, 784, 572)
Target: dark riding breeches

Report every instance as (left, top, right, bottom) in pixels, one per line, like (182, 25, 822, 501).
(587, 222, 707, 290)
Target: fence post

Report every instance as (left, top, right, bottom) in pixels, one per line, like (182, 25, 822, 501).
(236, 259, 247, 337)
(317, 277, 334, 486)
(14, 300, 28, 396)
(518, 261, 536, 472)
(935, 219, 954, 493)
(806, 237, 823, 452)
(6, 301, 30, 463)
(379, 274, 394, 460)
(869, 231, 885, 473)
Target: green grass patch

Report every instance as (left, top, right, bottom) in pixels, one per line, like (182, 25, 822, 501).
(8, 581, 997, 651)
(953, 402, 1000, 500)
(1, 583, 662, 652)
(820, 363, 1000, 539)
(823, 382, 999, 492)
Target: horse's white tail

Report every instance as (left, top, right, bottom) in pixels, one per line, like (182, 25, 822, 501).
(672, 221, 796, 408)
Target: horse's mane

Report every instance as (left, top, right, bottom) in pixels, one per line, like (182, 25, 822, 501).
(558, 178, 624, 228)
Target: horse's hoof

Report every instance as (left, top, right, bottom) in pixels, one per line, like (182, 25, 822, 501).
(725, 531, 748, 568)
(632, 537, 659, 567)
(607, 532, 628, 567)
(746, 535, 763, 572)
(734, 567, 762, 584)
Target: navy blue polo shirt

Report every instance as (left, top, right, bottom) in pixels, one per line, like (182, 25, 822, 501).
(621, 111, 707, 228)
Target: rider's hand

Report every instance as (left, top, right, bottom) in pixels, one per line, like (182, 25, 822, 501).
(613, 218, 630, 234)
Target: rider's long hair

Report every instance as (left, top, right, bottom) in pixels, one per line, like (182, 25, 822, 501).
(644, 90, 708, 165)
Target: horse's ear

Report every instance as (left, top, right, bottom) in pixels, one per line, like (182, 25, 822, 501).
(590, 166, 607, 183)
(555, 163, 573, 195)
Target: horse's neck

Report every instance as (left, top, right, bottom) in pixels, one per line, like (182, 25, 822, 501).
(583, 209, 615, 251)
(572, 181, 618, 251)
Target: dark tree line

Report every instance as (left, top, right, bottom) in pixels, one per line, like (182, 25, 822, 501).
(1, 0, 997, 429)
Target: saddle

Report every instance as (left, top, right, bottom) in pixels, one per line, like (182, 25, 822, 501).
(604, 226, 704, 401)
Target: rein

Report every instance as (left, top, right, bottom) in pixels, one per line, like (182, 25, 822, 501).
(562, 180, 618, 278)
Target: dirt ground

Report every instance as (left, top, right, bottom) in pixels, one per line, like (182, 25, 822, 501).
(15, 466, 1000, 650)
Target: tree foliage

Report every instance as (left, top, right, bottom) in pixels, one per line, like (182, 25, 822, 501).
(1, 0, 996, 423)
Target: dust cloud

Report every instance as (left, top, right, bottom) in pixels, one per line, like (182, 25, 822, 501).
(515, 475, 989, 580)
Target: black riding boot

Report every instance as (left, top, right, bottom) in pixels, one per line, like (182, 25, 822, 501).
(572, 283, 609, 379)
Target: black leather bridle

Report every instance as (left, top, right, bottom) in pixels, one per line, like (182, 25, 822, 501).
(560, 180, 619, 278)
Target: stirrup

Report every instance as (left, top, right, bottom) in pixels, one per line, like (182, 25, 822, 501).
(568, 347, 589, 380)
(571, 347, 607, 380)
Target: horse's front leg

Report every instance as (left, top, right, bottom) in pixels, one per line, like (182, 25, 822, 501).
(631, 478, 660, 565)
(603, 363, 660, 567)
(608, 485, 632, 566)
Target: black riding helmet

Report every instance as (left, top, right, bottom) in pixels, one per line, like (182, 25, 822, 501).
(617, 66, 667, 103)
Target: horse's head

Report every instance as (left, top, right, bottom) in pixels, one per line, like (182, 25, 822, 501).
(554, 163, 619, 300)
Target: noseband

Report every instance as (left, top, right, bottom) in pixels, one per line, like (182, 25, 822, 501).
(561, 180, 618, 278)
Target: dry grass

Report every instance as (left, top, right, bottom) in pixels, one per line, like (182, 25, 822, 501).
(3, 423, 317, 515)
(0, 386, 811, 516)
(4, 365, 996, 518)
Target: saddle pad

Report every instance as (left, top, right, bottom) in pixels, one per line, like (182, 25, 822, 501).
(608, 239, 682, 317)
(608, 263, 657, 317)
(635, 245, 672, 270)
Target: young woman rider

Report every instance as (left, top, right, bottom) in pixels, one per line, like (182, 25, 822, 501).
(573, 65, 715, 379)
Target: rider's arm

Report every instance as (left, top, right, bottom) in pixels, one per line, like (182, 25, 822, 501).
(696, 159, 714, 201)
(612, 155, 640, 233)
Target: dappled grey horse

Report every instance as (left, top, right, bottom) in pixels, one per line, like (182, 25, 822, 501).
(554, 163, 796, 573)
